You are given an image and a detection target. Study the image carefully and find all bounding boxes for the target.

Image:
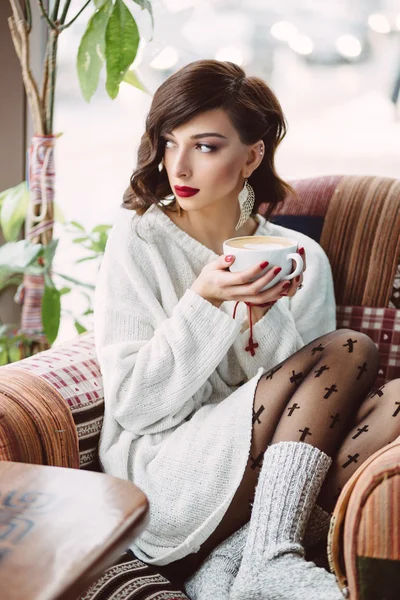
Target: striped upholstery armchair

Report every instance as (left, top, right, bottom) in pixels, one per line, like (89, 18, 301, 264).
(0, 174, 399, 600)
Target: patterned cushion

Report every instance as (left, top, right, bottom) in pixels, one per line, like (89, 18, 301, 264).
(79, 552, 189, 599)
(337, 306, 400, 387)
(8, 333, 104, 471)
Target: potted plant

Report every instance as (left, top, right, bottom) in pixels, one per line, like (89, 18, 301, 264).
(4, 0, 152, 353)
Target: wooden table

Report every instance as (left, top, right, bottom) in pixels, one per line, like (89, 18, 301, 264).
(0, 461, 148, 600)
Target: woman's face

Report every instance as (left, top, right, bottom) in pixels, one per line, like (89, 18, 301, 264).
(162, 108, 260, 213)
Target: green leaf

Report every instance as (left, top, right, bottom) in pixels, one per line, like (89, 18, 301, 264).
(42, 274, 61, 345)
(105, 0, 140, 99)
(54, 202, 66, 224)
(76, 255, 99, 263)
(73, 236, 89, 244)
(77, 0, 113, 102)
(59, 286, 71, 296)
(91, 224, 112, 233)
(42, 239, 59, 270)
(0, 347, 8, 366)
(123, 69, 148, 93)
(132, 0, 154, 28)
(8, 343, 21, 363)
(74, 320, 87, 334)
(0, 240, 42, 273)
(70, 220, 86, 231)
(55, 272, 96, 290)
(0, 182, 29, 242)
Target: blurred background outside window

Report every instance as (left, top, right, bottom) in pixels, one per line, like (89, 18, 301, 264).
(53, 0, 400, 340)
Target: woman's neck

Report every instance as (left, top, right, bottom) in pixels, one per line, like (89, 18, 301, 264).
(164, 203, 259, 255)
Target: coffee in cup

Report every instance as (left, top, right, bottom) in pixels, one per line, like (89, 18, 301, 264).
(222, 235, 303, 291)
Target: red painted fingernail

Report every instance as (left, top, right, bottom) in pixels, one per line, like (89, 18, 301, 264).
(280, 293, 288, 297)
(295, 275, 300, 282)
(282, 282, 290, 289)
(260, 261, 269, 269)
(273, 267, 282, 275)
(225, 255, 234, 262)
(299, 247, 305, 255)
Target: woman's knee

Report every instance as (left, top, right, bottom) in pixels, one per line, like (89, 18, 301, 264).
(383, 378, 400, 398)
(356, 378, 400, 422)
(332, 329, 379, 364)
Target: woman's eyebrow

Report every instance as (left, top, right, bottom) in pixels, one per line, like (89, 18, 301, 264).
(190, 133, 227, 140)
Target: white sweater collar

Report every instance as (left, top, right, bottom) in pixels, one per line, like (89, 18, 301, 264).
(143, 203, 271, 263)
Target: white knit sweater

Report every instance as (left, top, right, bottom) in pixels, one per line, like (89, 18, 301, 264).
(94, 203, 336, 566)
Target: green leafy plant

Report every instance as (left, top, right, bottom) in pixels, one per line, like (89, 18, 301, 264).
(8, 1, 152, 134)
(78, 0, 151, 101)
(2, 1, 152, 356)
(0, 182, 111, 345)
(0, 323, 35, 366)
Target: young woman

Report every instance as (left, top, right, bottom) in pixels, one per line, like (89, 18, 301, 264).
(94, 60, 400, 599)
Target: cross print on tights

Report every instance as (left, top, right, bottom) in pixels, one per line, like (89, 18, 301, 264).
(252, 405, 265, 425)
(352, 425, 369, 439)
(299, 427, 312, 441)
(342, 453, 360, 468)
(250, 452, 264, 470)
(393, 402, 400, 417)
(330, 413, 340, 429)
(311, 344, 325, 355)
(371, 385, 385, 398)
(314, 365, 330, 377)
(265, 364, 282, 380)
(324, 384, 338, 399)
(287, 403, 300, 416)
(356, 362, 368, 380)
(290, 370, 304, 387)
(343, 338, 358, 353)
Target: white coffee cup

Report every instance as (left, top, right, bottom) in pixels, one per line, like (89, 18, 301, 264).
(223, 235, 304, 291)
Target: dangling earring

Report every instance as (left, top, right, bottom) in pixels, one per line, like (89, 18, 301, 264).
(235, 178, 255, 231)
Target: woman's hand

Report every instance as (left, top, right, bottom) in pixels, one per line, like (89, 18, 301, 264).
(190, 247, 306, 310)
(251, 247, 307, 323)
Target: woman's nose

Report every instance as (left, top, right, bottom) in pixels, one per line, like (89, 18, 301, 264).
(172, 150, 192, 179)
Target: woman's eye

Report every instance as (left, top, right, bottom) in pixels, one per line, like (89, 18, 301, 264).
(196, 143, 216, 153)
(164, 139, 175, 149)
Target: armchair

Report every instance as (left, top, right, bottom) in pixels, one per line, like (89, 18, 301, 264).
(0, 174, 399, 599)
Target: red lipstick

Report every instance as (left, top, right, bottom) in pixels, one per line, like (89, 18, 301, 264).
(174, 185, 199, 198)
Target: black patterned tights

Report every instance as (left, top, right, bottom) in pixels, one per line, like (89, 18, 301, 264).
(250, 328, 400, 511)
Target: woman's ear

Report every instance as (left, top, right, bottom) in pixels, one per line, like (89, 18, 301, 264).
(242, 140, 264, 178)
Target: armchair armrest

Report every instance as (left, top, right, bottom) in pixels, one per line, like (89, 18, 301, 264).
(0, 333, 104, 470)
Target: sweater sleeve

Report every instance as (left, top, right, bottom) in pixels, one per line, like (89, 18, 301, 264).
(94, 231, 241, 436)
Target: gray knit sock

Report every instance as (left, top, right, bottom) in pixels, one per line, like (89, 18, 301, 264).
(304, 504, 331, 549)
(231, 442, 343, 600)
(184, 522, 249, 600)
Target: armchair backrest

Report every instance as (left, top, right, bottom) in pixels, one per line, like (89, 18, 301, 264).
(270, 174, 400, 308)
(270, 174, 400, 387)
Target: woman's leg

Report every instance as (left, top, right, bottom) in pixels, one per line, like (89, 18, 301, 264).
(231, 441, 342, 600)
(320, 377, 400, 510)
(200, 328, 379, 557)
(168, 328, 379, 584)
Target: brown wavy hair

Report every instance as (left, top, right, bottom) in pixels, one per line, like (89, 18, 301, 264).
(124, 60, 294, 219)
